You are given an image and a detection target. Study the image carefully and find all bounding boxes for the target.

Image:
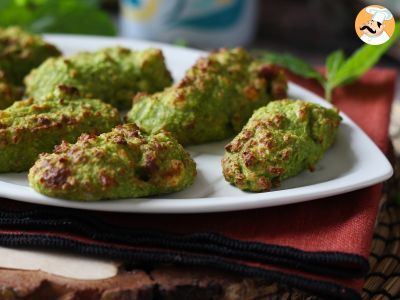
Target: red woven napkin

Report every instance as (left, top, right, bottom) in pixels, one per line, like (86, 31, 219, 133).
(0, 69, 396, 300)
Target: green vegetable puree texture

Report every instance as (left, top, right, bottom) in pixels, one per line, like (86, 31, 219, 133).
(0, 87, 120, 172)
(222, 100, 341, 192)
(25, 47, 173, 110)
(127, 48, 287, 145)
(0, 27, 61, 85)
(29, 123, 197, 201)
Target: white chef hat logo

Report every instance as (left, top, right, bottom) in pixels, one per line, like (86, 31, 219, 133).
(367, 6, 393, 24)
(355, 5, 396, 45)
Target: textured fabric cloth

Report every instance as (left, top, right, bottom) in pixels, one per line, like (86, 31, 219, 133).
(0, 69, 396, 300)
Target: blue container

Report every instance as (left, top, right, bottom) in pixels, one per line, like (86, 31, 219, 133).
(119, 0, 258, 48)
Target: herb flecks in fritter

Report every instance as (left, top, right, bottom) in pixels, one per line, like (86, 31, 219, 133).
(25, 47, 173, 109)
(127, 48, 287, 145)
(0, 88, 120, 172)
(0, 27, 61, 85)
(222, 100, 341, 192)
(29, 123, 197, 201)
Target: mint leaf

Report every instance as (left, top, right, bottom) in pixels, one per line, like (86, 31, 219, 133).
(324, 50, 345, 101)
(326, 50, 345, 81)
(262, 52, 325, 85)
(330, 23, 400, 87)
(0, 0, 116, 36)
(257, 23, 398, 103)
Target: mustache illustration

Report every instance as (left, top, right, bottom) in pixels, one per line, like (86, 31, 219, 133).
(360, 25, 376, 34)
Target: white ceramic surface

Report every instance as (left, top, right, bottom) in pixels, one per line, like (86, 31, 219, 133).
(0, 34, 393, 213)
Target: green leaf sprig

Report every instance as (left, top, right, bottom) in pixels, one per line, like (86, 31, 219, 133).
(0, 0, 116, 36)
(261, 21, 399, 102)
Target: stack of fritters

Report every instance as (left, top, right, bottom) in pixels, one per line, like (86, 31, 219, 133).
(0, 27, 341, 201)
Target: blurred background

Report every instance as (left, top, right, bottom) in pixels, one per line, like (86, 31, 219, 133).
(1, 0, 398, 70)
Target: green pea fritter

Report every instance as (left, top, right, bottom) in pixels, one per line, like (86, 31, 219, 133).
(222, 99, 341, 192)
(0, 26, 61, 85)
(25, 47, 173, 109)
(127, 48, 287, 145)
(29, 123, 197, 201)
(0, 88, 120, 172)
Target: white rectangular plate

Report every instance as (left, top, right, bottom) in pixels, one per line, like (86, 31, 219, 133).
(0, 34, 393, 213)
